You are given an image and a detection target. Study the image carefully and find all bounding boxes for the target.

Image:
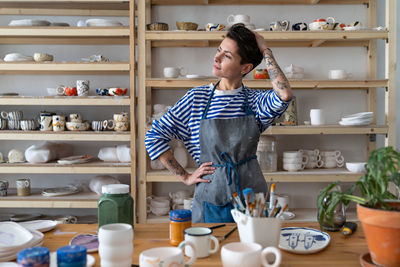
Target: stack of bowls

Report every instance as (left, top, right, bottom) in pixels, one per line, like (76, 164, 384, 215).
(149, 196, 170, 216)
(282, 151, 308, 172)
(299, 149, 323, 169)
(320, 150, 345, 168)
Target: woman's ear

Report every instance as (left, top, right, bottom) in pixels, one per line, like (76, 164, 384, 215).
(241, 63, 253, 75)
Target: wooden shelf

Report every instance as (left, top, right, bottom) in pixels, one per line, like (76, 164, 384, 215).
(0, 131, 130, 141)
(146, 168, 363, 182)
(151, 0, 368, 5)
(0, 1, 129, 16)
(0, 160, 131, 174)
(146, 30, 388, 47)
(146, 78, 388, 89)
(0, 189, 99, 208)
(264, 125, 388, 135)
(0, 62, 130, 75)
(0, 96, 130, 106)
(0, 27, 129, 45)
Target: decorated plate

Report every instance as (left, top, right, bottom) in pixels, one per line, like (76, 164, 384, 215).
(279, 227, 330, 254)
(70, 234, 99, 253)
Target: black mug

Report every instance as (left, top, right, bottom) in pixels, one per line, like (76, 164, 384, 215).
(292, 22, 307, 31)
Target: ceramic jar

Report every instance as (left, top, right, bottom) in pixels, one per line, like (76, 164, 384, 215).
(77, 80, 89, 96)
(52, 115, 66, 132)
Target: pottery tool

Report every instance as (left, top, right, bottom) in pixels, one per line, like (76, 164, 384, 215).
(341, 222, 357, 236)
(220, 226, 237, 242)
(268, 183, 276, 211)
(232, 192, 245, 212)
(209, 224, 226, 230)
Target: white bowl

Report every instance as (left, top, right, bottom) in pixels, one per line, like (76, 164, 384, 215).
(66, 121, 89, 131)
(346, 162, 367, 173)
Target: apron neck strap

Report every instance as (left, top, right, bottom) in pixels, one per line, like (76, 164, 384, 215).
(202, 81, 251, 120)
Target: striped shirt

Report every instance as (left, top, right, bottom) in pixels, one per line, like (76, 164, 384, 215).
(145, 83, 290, 163)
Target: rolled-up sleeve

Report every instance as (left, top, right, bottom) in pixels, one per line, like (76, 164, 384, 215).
(145, 89, 193, 161)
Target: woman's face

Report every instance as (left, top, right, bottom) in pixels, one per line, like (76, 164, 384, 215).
(212, 37, 249, 79)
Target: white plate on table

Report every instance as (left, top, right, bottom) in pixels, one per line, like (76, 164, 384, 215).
(50, 252, 95, 267)
(19, 220, 58, 233)
(279, 227, 330, 254)
(0, 222, 33, 251)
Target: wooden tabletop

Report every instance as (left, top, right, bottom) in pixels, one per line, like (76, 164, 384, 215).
(42, 222, 367, 267)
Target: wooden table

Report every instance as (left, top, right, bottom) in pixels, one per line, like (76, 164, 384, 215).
(42, 222, 368, 267)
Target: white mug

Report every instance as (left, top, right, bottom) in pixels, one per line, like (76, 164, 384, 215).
(310, 109, 325, 125)
(139, 242, 197, 267)
(283, 162, 306, 172)
(282, 151, 302, 159)
(183, 197, 193, 210)
(276, 194, 290, 210)
(221, 242, 281, 267)
(227, 14, 250, 24)
(169, 190, 192, 204)
(163, 67, 186, 78)
(328, 69, 352, 80)
(182, 227, 219, 258)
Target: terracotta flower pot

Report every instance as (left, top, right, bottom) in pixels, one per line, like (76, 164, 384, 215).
(357, 201, 400, 267)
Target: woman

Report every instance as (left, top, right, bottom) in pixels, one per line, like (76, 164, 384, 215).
(145, 24, 292, 223)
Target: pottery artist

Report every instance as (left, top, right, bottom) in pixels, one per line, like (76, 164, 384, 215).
(145, 24, 292, 223)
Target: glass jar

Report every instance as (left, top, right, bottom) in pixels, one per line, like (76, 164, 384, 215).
(98, 184, 133, 228)
(257, 136, 278, 172)
(318, 186, 346, 231)
(169, 209, 192, 246)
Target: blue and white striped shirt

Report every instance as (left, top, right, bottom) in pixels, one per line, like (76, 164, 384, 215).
(145, 83, 290, 163)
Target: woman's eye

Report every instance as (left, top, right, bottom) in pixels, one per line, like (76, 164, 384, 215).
(225, 55, 231, 59)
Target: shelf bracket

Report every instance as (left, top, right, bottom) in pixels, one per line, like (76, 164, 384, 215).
(311, 40, 325, 47)
(369, 134, 376, 142)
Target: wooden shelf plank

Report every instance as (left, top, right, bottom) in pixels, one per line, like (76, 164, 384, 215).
(0, 62, 130, 75)
(0, 131, 131, 141)
(0, 161, 131, 174)
(151, 0, 368, 5)
(146, 168, 363, 182)
(0, 96, 130, 106)
(0, 189, 99, 208)
(146, 78, 388, 89)
(0, 27, 129, 44)
(146, 31, 388, 43)
(0, 1, 129, 16)
(264, 125, 388, 135)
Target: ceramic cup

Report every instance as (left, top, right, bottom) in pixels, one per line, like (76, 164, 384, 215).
(182, 227, 219, 258)
(103, 119, 115, 130)
(269, 20, 290, 31)
(253, 69, 269, 79)
(282, 151, 303, 159)
(8, 119, 21, 130)
(0, 180, 9, 197)
(69, 113, 82, 123)
(139, 243, 197, 267)
(16, 178, 31, 196)
(283, 162, 306, 172)
(276, 194, 290, 210)
(96, 88, 109, 96)
(320, 150, 341, 157)
(52, 115, 66, 132)
(113, 112, 129, 122)
(227, 14, 250, 25)
(20, 119, 37, 131)
(310, 109, 325, 125)
(0, 118, 7, 130)
(77, 80, 90, 96)
(206, 23, 226, 31)
(91, 120, 108, 131)
(65, 86, 77, 96)
(163, 67, 187, 78)
(99, 223, 133, 267)
(169, 190, 192, 205)
(328, 69, 352, 80)
(221, 242, 281, 267)
(1, 110, 23, 121)
(114, 121, 129, 132)
(40, 112, 55, 131)
(292, 22, 307, 31)
(184, 197, 193, 210)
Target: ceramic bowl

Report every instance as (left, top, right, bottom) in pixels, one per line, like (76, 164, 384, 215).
(147, 22, 169, 31)
(20, 120, 37, 131)
(85, 19, 123, 27)
(108, 87, 128, 96)
(346, 162, 367, 173)
(176, 21, 198, 31)
(66, 121, 89, 131)
(33, 53, 54, 62)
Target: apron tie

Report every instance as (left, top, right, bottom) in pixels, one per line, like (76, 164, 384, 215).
(212, 152, 257, 200)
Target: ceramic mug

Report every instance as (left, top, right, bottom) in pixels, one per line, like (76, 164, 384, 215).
(20, 119, 37, 131)
(113, 112, 129, 122)
(206, 23, 226, 31)
(253, 69, 269, 79)
(184, 197, 193, 210)
(40, 112, 54, 131)
(292, 22, 307, 31)
(0, 118, 7, 130)
(169, 190, 192, 205)
(114, 121, 129, 132)
(1, 110, 23, 121)
(77, 80, 90, 96)
(0, 180, 9, 197)
(310, 109, 325, 125)
(282, 151, 303, 159)
(140, 243, 197, 267)
(283, 162, 306, 171)
(163, 67, 187, 78)
(16, 178, 31, 196)
(270, 20, 290, 31)
(282, 156, 308, 165)
(69, 113, 82, 123)
(320, 150, 341, 157)
(328, 69, 352, 80)
(227, 14, 250, 25)
(182, 227, 219, 258)
(103, 119, 115, 130)
(221, 242, 281, 267)
(7, 119, 21, 130)
(52, 115, 66, 132)
(99, 223, 133, 267)
(64, 86, 77, 96)
(91, 120, 108, 131)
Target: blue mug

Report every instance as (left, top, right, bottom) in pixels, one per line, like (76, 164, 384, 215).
(96, 88, 109, 96)
(292, 22, 307, 31)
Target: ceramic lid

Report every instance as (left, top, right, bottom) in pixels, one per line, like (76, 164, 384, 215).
(56, 245, 86, 263)
(170, 209, 192, 222)
(102, 184, 129, 194)
(17, 247, 49, 262)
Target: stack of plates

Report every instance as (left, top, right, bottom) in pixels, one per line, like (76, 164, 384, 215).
(0, 222, 44, 261)
(339, 112, 373, 126)
(42, 185, 80, 197)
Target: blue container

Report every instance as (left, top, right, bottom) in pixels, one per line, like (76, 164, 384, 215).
(17, 247, 50, 267)
(57, 245, 87, 267)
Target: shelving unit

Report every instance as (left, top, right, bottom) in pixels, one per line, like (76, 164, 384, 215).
(138, 0, 396, 223)
(0, 0, 136, 218)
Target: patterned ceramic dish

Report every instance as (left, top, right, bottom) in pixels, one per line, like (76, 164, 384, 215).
(279, 227, 330, 254)
(66, 121, 90, 131)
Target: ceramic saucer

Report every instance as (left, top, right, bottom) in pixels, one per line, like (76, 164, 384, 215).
(42, 185, 79, 197)
(360, 252, 380, 267)
(281, 211, 295, 220)
(70, 234, 99, 252)
(50, 252, 95, 267)
(57, 155, 92, 164)
(19, 220, 58, 233)
(279, 227, 330, 254)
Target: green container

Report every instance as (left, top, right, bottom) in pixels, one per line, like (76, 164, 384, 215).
(98, 184, 133, 228)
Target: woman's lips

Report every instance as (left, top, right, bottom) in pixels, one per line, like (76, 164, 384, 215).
(213, 64, 220, 70)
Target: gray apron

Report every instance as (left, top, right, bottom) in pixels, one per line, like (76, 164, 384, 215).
(192, 81, 268, 223)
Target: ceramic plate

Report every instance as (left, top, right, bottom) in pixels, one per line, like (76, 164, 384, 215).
(70, 234, 99, 253)
(0, 222, 34, 251)
(42, 185, 79, 197)
(50, 252, 95, 267)
(281, 211, 295, 220)
(57, 155, 91, 165)
(19, 220, 58, 233)
(339, 119, 372, 126)
(186, 74, 208, 79)
(86, 19, 122, 27)
(279, 227, 330, 254)
(342, 112, 373, 119)
(10, 214, 42, 222)
(0, 263, 18, 267)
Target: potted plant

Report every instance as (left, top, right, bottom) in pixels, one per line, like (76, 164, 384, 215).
(317, 146, 400, 267)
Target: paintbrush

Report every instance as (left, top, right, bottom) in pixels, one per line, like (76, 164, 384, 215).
(276, 204, 288, 218)
(232, 192, 245, 212)
(209, 224, 226, 230)
(268, 183, 275, 211)
(220, 226, 237, 242)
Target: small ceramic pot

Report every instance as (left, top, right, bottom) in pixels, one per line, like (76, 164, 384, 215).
(108, 87, 128, 96)
(65, 86, 77, 96)
(69, 113, 82, 123)
(0, 180, 9, 197)
(77, 80, 90, 96)
(114, 121, 129, 132)
(113, 112, 129, 122)
(40, 112, 54, 131)
(52, 115, 66, 132)
(96, 88, 109, 96)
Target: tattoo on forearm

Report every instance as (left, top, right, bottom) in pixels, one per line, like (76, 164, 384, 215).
(265, 53, 291, 98)
(164, 155, 187, 177)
